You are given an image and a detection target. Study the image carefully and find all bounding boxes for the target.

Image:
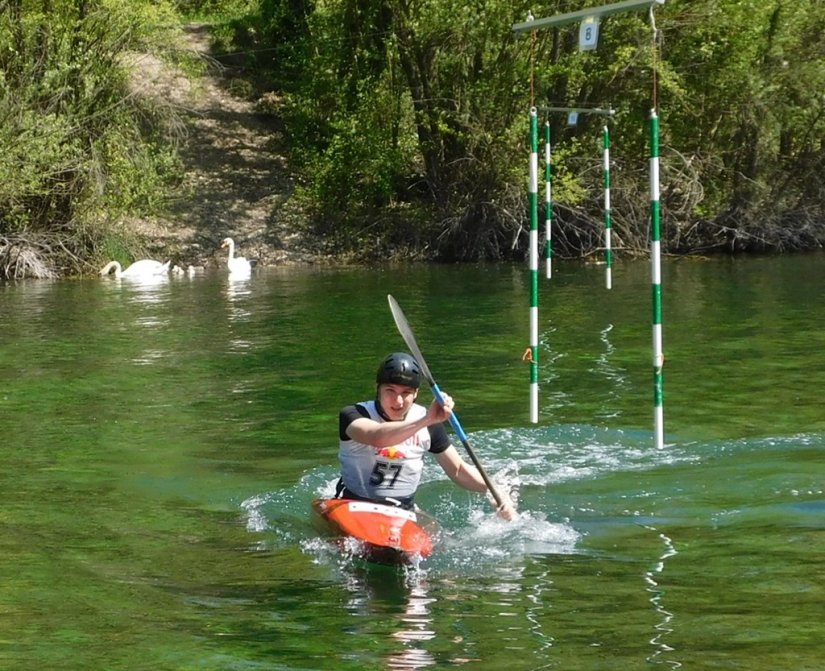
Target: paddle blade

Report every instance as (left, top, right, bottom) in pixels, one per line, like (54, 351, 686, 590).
(387, 294, 436, 385)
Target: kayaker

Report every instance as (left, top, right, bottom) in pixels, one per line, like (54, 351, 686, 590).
(335, 352, 516, 520)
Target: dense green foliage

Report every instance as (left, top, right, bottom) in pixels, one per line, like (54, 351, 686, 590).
(0, 0, 183, 276)
(218, 0, 825, 259)
(2, 0, 825, 276)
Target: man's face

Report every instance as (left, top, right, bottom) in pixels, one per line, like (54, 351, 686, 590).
(377, 383, 418, 420)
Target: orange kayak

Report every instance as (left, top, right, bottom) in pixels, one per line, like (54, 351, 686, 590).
(311, 498, 440, 565)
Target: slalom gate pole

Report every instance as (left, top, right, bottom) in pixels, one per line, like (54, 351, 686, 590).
(649, 109, 664, 449)
(544, 121, 553, 279)
(603, 125, 613, 289)
(529, 108, 539, 423)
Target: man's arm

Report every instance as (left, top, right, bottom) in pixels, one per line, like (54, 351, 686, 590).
(347, 413, 432, 448)
(346, 394, 454, 448)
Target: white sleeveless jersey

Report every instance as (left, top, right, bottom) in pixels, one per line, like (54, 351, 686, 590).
(339, 400, 431, 500)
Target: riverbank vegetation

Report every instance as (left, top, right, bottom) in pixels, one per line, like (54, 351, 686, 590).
(0, 0, 190, 277)
(2, 0, 824, 277)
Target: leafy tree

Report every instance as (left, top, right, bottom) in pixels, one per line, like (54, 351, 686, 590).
(660, 0, 825, 250)
(240, 0, 825, 257)
(0, 0, 181, 275)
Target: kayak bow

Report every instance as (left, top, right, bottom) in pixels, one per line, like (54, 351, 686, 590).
(312, 498, 439, 565)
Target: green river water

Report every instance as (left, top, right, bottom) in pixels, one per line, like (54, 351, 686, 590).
(1, 255, 824, 670)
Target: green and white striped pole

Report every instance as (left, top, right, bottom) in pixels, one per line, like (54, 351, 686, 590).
(603, 125, 613, 289)
(649, 109, 664, 449)
(544, 121, 553, 279)
(529, 108, 539, 423)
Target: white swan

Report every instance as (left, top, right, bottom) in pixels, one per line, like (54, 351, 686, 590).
(100, 259, 171, 278)
(221, 238, 252, 275)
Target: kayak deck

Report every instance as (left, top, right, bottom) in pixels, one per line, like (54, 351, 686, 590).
(312, 498, 439, 565)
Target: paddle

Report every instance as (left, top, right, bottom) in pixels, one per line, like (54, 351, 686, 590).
(387, 294, 507, 512)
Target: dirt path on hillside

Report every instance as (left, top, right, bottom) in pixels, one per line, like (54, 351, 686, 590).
(128, 24, 321, 269)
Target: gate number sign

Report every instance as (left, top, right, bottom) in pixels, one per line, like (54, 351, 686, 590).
(579, 16, 600, 51)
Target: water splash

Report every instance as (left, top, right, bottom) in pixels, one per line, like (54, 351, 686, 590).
(242, 425, 825, 574)
(438, 508, 581, 570)
(474, 424, 703, 490)
(241, 493, 272, 533)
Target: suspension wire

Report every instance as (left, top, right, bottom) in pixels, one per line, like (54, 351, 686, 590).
(649, 6, 659, 112)
(530, 28, 537, 109)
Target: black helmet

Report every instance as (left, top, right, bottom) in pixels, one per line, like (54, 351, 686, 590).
(376, 352, 421, 389)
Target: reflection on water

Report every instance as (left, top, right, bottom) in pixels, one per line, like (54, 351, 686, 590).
(387, 583, 437, 670)
(222, 275, 257, 362)
(103, 274, 171, 301)
(224, 274, 252, 300)
(590, 322, 629, 421)
(223, 275, 253, 321)
(525, 562, 555, 666)
(644, 527, 679, 668)
(132, 349, 168, 366)
(343, 567, 437, 670)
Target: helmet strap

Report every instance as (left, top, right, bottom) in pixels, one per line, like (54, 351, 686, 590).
(375, 394, 393, 421)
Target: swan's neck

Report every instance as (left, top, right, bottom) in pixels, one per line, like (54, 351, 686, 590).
(101, 261, 123, 277)
(226, 241, 235, 260)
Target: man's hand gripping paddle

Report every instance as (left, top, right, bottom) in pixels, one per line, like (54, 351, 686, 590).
(387, 294, 508, 515)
